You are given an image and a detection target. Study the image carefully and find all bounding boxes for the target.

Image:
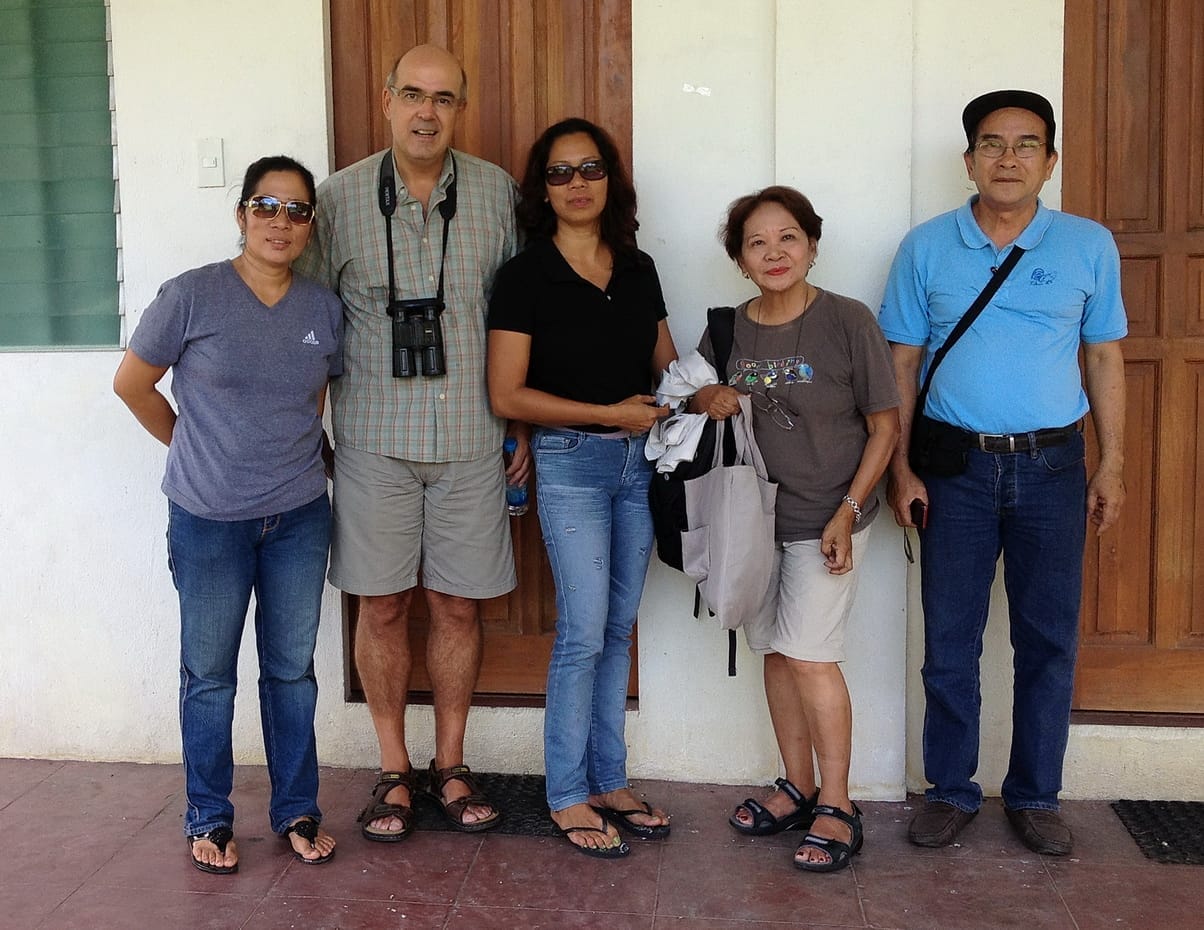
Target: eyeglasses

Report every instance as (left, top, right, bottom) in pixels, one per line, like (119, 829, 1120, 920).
(387, 86, 461, 110)
(973, 139, 1047, 159)
(544, 160, 608, 186)
(749, 391, 797, 430)
(241, 195, 315, 225)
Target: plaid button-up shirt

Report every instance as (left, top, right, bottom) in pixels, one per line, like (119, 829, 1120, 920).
(297, 148, 518, 462)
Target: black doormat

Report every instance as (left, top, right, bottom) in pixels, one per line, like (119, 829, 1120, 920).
(412, 772, 559, 837)
(1112, 799, 1204, 864)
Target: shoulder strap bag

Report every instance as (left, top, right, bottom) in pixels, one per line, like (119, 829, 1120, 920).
(908, 245, 1025, 476)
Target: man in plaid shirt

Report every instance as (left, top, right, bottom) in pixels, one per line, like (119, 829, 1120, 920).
(297, 44, 524, 841)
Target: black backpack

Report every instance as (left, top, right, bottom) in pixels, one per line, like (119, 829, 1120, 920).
(648, 307, 740, 673)
(649, 306, 736, 569)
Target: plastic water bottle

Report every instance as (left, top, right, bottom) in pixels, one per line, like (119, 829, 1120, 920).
(502, 437, 529, 517)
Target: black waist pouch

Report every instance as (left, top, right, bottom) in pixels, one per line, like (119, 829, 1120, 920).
(909, 412, 970, 477)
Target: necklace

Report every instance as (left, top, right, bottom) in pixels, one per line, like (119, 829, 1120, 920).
(741, 285, 817, 392)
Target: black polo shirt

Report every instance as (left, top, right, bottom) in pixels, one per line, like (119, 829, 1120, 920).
(487, 236, 668, 423)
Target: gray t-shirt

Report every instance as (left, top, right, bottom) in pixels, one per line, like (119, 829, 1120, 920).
(130, 260, 344, 520)
(699, 290, 899, 541)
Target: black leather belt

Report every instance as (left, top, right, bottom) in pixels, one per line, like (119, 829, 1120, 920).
(970, 422, 1080, 454)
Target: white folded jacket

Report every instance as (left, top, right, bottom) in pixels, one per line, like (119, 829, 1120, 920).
(646, 350, 721, 472)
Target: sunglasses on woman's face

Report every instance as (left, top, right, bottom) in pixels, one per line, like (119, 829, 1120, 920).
(242, 195, 315, 225)
(544, 160, 608, 186)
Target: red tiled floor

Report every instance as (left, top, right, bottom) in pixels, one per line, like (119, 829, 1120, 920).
(1045, 860, 1204, 930)
(245, 897, 449, 929)
(857, 856, 1076, 930)
(0, 882, 78, 929)
(0, 758, 61, 808)
(0, 800, 158, 887)
(448, 906, 654, 928)
(656, 779, 763, 847)
(649, 921, 839, 929)
(270, 829, 483, 905)
(657, 840, 864, 924)
(3, 759, 1200, 930)
(458, 833, 661, 913)
(36, 885, 263, 930)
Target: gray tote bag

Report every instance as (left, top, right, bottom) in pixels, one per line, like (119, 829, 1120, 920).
(680, 394, 778, 629)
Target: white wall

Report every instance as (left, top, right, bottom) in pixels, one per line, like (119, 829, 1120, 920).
(3, 0, 1202, 803)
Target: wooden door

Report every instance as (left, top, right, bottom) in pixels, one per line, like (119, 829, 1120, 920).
(1065, 0, 1204, 713)
(328, 0, 635, 702)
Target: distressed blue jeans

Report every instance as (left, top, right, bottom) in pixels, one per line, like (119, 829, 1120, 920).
(168, 493, 330, 836)
(534, 430, 654, 811)
(918, 432, 1086, 813)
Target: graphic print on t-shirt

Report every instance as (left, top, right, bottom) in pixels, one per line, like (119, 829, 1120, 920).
(730, 354, 814, 389)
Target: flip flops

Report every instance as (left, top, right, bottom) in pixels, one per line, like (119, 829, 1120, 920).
(559, 824, 631, 859)
(283, 817, 335, 864)
(188, 826, 238, 874)
(592, 800, 671, 839)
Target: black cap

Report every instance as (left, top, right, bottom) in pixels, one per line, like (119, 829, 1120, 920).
(962, 90, 1056, 148)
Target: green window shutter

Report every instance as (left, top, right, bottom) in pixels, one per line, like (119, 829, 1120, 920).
(0, 0, 119, 349)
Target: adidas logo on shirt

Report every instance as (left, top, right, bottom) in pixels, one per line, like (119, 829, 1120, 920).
(301, 330, 320, 346)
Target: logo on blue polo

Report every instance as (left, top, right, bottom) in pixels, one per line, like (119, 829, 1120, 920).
(301, 330, 320, 346)
(1029, 268, 1056, 285)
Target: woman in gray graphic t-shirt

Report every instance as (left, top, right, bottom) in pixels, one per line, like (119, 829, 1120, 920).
(692, 186, 900, 875)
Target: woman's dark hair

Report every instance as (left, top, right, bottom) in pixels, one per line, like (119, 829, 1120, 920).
(236, 155, 317, 209)
(516, 117, 639, 255)
(720, 186, 823, 260)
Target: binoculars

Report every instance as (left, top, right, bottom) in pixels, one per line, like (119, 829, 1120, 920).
(387, 297, 446, 377)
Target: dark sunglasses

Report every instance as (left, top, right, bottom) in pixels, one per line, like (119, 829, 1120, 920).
(544, 160, 608, 186)
(242, 195, 316, 225)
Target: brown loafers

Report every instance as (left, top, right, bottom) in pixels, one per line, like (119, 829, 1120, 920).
(907, 800, 978, 847)
(1005, 807, 1073, 856)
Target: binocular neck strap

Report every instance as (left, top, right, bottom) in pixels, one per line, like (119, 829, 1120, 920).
(377, 150, 458, 310)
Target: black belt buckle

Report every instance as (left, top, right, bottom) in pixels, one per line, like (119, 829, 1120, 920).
(977, 432, 1021, 453)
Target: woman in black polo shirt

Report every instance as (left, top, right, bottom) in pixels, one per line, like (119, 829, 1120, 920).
(487, 118, 678, 859)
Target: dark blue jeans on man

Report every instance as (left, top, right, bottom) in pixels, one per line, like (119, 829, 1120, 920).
(918, 431, 1086, 814)
(168, 493, 330, 837)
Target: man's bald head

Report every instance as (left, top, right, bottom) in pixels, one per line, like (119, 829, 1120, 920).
(387, 44, 468, 102)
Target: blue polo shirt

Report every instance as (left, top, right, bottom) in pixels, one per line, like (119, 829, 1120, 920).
(878, 197, 1127, 434)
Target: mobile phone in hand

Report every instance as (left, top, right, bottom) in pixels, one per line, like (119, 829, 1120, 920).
(910, 499, 928, 529)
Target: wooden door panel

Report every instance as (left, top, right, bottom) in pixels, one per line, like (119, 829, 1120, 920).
(1189, 257, 1204, 335)
(1183, 361, 1204, 642)
(329, 1, 635, 702)
(1100, 0, 1163, 231)
(1081, 360, 1156, 642)
(1117, 256, 1159, 338)
(329, 0, 632, 179)
(1066, 0, 1204, 713)
(1191, 18, 1204, 229)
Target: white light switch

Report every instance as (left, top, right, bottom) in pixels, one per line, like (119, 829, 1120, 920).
(197, 137, 224, 188)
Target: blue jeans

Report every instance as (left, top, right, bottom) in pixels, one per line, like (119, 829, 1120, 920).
(534, 430, 654, 810)
(167, 493, 330, 836)
(918, 432, 1086, 813)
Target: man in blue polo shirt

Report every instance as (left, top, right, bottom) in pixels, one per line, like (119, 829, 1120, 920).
(879, 90, 1127, 856)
